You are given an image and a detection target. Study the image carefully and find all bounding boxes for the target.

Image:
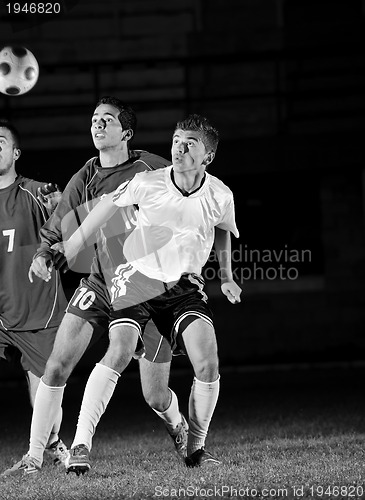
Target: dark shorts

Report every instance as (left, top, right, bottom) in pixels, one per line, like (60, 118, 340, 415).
(67, 276, 172, 363)
(0, 325, 58, 378)
(110, 272, 214, 355)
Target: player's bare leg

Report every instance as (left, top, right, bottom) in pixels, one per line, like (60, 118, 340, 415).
(25, 370, 40, 406)
(44, 314, 94, 386)
(67, 324, 138, 475)
(181, 319, 221, 467)
(139, 358, 171, 411)
(139, 358, 188, 460)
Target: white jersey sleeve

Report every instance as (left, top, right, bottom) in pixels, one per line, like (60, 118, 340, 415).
(216, 196, 239, 238)
(112, 172, 146, 207)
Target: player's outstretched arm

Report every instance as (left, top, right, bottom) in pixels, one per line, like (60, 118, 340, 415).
(214, 227, 242, 304)
(55, 191, 118, 265)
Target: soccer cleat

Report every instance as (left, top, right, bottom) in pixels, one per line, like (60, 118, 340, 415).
(1, 454, 40, 477)
(65, 444, 91, 476)
(45, 438, 70, 466)
(185, 448, 221, 468)
(165, 412, 189, 459)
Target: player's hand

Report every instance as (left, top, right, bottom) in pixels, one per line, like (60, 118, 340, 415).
(51, 241, 65, 254)
(28, 255, 53, 283)
(221, 281, 242, 304)
(51, 241, 77, 269)
(37, 183, 62, 212)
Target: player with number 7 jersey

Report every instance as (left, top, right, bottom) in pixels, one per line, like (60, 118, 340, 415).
(0, 175, 67, 332)
(0, 119, 69, 473)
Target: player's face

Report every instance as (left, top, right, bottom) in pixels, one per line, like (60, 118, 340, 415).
(171, 129, 212, 174)
(0, 128, 18, 176)
(91, 104, 125, 151)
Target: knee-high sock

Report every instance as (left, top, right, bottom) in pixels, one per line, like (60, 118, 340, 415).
(71, 363, 120, 451)
(187, 376, 220, 455)
(29, 379, 65, 467)
(152, 389, 181, 431)
(47, 406, 63, 447)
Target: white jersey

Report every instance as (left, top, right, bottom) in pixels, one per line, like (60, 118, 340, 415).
(112, 165, 239, 282)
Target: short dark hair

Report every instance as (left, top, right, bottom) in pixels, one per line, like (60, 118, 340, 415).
(96, 96, 137, 136)
(0, 119, 21, 148)
(174, 114, 219, 153)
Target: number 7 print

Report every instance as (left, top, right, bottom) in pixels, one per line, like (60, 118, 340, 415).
(2, 229, 15, 252)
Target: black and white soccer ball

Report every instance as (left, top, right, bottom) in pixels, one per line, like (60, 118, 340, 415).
(0, 46, 39, 96)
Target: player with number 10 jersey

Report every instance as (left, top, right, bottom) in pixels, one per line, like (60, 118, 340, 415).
(36, 150, 172, 360)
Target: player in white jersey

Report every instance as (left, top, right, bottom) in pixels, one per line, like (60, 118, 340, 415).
(111, 164, 238, 283)
(60, 114, 242, 467)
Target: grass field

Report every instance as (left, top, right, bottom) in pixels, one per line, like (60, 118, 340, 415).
(1, 363, 365, 499)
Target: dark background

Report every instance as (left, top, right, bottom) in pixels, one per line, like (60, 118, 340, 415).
(1, 0, 365, 377)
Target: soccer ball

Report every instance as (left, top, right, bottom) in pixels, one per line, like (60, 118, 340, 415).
(0, 46, 39, 96)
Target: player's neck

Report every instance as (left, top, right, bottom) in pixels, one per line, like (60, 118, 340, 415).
(172, 168, 205, 194)
(98, 149, 130, 168)
(0, 169, 17, 189)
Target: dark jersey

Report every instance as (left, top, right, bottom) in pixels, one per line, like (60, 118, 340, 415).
(38, 150, 171, 291)
(0, 176, 68, 331)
